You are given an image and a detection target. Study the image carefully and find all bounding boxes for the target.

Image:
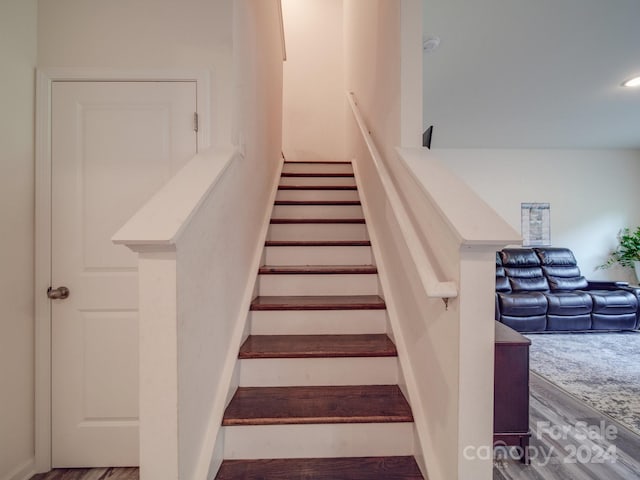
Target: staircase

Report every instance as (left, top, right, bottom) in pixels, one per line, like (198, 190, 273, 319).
(215, 161, 424, 479)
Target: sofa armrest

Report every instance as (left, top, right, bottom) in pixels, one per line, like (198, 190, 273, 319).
(586, 280, 630, 290)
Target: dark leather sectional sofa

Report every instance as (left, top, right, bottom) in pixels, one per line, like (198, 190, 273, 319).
(495, 247, 640, 333)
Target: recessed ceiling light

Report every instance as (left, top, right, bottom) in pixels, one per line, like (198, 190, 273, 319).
(622, 76, 640, 87)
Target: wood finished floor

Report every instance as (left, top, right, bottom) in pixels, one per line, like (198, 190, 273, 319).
(30, 468, 138, 480)
(269, 218, 365, 224)
(258, 265, 378, 275)
(222, 385, 414, 426)
(493, 373, 640, 479)
(249, 295, 386, 311)
(31, 373, 640, 480)
(238, 334, 397, 359)
(276, 185, 358, 191)
(272, 201, 363, 206)
(280, 172, 355, 178)
(215, 456, 423, 479)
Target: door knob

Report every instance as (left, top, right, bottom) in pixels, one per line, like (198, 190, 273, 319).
(47, 286, 70, 300)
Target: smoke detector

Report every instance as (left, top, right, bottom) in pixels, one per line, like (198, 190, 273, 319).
(423, 36, 441, 53)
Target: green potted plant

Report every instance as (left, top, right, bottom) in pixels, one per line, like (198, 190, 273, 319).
(600, 226, 640, 282)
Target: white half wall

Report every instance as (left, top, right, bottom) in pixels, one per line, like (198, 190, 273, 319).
(435, 148, 640, 282)
(37, 0, 234, 147)
(0, 1, 37, 479)
(345, 2, 501, 479)
(281, 0, 347, 162)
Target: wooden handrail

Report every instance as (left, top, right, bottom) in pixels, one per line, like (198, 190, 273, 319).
(278, 0, 287, 61)
(347, 92, 457, 303)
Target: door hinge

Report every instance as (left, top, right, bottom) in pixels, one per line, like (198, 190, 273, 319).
(193, 112, 199, 132)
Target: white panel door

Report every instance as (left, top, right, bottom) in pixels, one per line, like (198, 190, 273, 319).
(50, 81, 197, 467)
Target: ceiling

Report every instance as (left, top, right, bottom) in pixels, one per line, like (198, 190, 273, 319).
(423, 0, 640, 149)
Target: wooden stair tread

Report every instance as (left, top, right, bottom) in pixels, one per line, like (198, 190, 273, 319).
(284, 161, 352, 165)
(274, 200, 361, 206)
(278, 185, 358, 190)
(250, 295, 386, 311)
(215, 456, 423, 479)
(270, 218, 365, 224)
(259, 265, 377, 275)
(222, 385, 413, 426)
(239, 334, 397, 359)
(281, 172, 355, 178)
(265, 240, 371, 247)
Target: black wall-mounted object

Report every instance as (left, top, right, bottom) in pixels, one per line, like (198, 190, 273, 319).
(423, 125, 433, 149)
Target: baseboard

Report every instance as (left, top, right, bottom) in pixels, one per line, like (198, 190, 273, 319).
(193, 155, 285, 480)
(2, 458, 36, 480)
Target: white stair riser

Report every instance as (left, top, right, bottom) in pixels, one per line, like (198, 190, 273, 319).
(264, 245, 372, 266)
(282, 163, 353, 174)
(272, 204, 363, 219)
(267, 224, 369, 242)
(239, 357, 398, 387)
(258, 274, 379, 296)
(279, 176, 356, 187)
(223, 423, 414, 459)
(276, 189, 360, 202)
(249, 309, 387, 335)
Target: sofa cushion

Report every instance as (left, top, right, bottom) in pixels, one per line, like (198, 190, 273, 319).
(547, 275, 589, 291)
(545, 291, 592, 315)
(497, 291, 548, 316)
(503, 266, 544, 278)
(544, 291, 593, 330)
(500, 248, 540, 267)
(495, 252, 511, 293)
(496, 275, 511, 292)
(535, 248, 578, 266)
(592, 313, 637, 330)
(500, 249, 549, 291)
(541, 265, 581, 277)
(535, 247, 589, 291)
(547, 314, 592, 331)
(508, 275, 549, 292)
(500, 315, 547, 332)
(589, 290, 638, 315)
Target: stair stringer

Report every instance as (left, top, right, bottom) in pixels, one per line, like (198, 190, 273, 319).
(192, 156, 285, 480)
(353, 158, 450, 480)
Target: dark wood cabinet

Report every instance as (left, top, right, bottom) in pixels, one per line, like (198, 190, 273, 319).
(494, 321, 531, 463)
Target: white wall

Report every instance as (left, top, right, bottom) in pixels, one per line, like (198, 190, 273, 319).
(436, 148, 640, 282)
(281, 0, 347, 162)
(37, 0, 234, 147)
(344, 0, 401, 164)
(0, 1, 38, 479)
